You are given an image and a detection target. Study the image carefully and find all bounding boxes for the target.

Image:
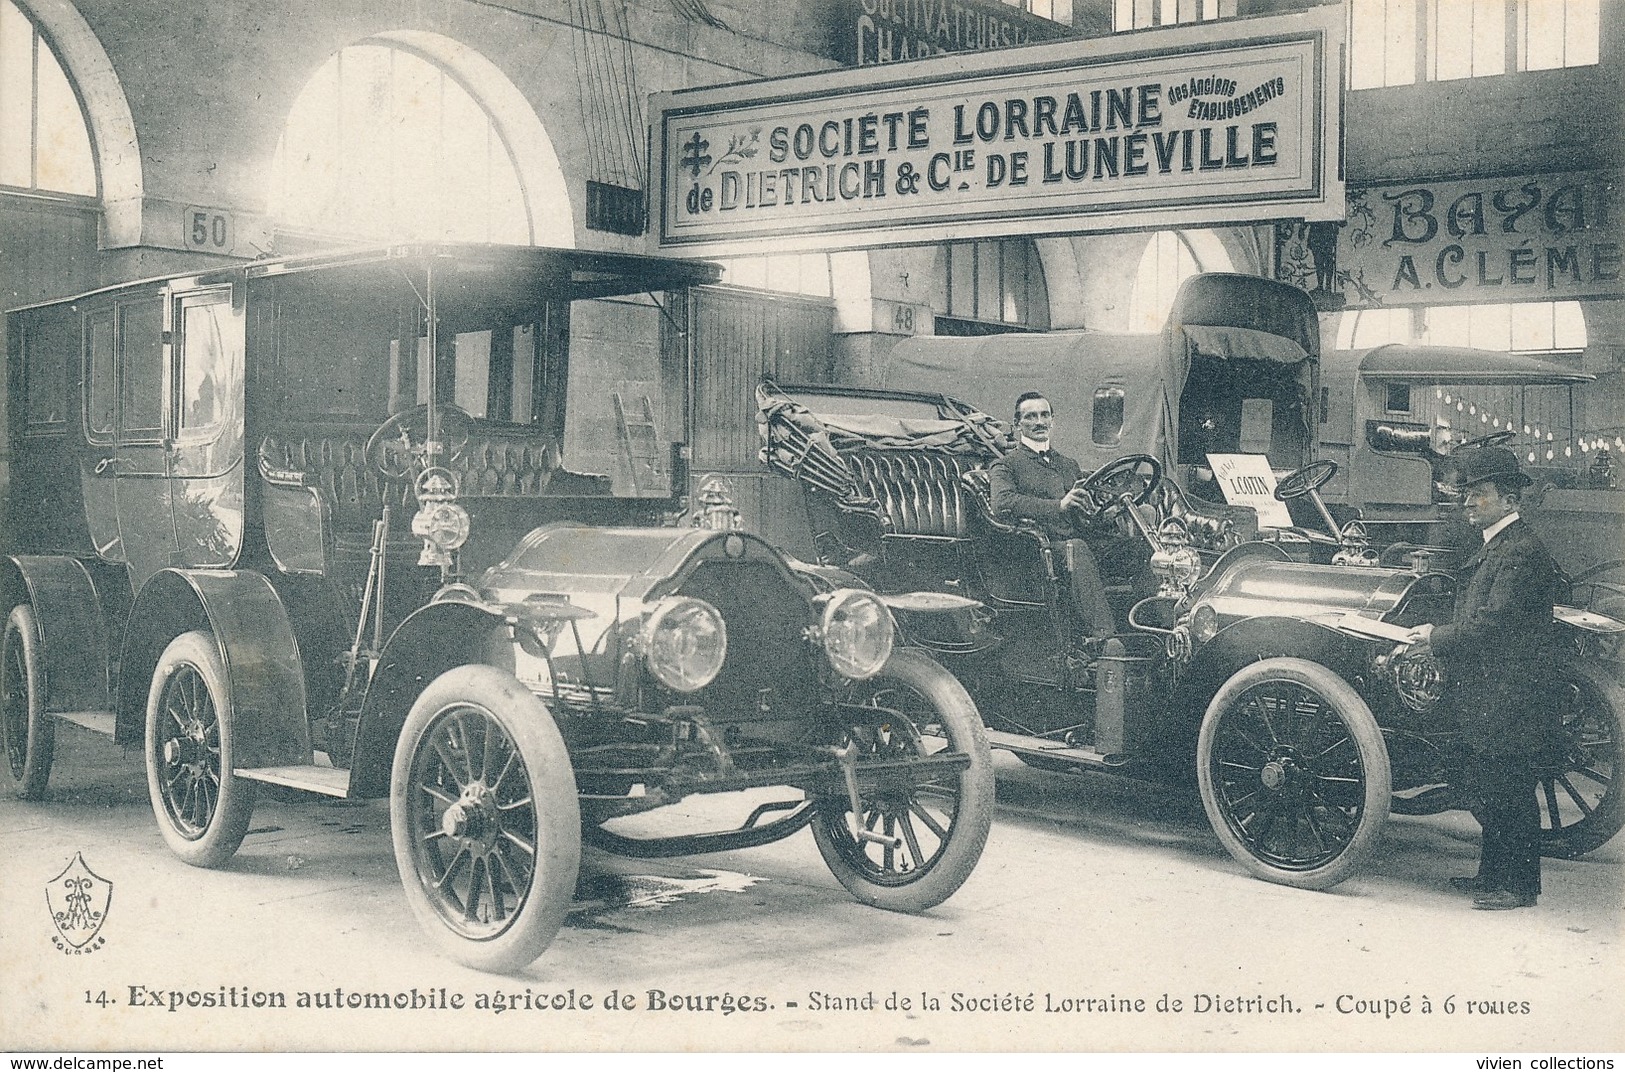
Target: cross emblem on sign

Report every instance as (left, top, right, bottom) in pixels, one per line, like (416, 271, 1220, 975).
(681, 133, 712, 178)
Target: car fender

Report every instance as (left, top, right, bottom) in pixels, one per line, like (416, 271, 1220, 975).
(347, 599, 515, 799)
(118, 569, 308, 762)
(785, 557, 865, 593)
(1175, 615, 1372, 722)
(2, 555, 127, 716)
(880, 591, 996, 656)
(788, 559, 991, 655)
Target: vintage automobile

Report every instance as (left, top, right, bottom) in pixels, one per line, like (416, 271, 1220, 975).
(758, 277, 1625, 889)
(1, 244, 993, 972)
(1317, 343, 1607, 571)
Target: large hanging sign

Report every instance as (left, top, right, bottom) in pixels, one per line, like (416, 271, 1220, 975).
(1325, 172, 1623, 308)
(652, 8, 1343, 255)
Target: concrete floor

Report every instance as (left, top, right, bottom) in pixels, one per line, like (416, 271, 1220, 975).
(1, 722, 1620, 1053)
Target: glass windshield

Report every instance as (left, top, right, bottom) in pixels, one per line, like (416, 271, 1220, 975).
(272, 266, 553, 427)
(260, 253, 683, 496)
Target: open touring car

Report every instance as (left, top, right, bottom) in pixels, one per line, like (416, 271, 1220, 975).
(758, 274, 1624, 889)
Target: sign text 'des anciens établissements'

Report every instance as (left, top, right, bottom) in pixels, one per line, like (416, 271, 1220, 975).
(653, 9, 1344, 253)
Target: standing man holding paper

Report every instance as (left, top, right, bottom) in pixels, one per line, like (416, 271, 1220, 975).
(1407, 447, 1567, 910)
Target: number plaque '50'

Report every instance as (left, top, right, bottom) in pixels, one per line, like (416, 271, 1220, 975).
(183, 206, 233, 253)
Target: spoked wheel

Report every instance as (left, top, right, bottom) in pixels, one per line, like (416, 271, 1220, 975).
(391, 665, 580, 974)
(1538, 660, 1625, 859)
(1198, 658, 1391, 890)
(2, 605, 55, 799)
(144, 631, 257, 866)
(813, 648, 993, 912)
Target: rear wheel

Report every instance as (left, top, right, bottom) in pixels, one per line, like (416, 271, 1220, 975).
(144, 631, 257, 866)
(391, 665, 580, 974)
(2, 605, 55, 799)
(1198, 657, 1391, 890)
(1538, 660, 1625, 858)
(813, 648, 994, 912)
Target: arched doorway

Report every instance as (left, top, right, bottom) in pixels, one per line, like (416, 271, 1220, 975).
(268, 33, 570, 246)
(1125, 229, 1234, 333)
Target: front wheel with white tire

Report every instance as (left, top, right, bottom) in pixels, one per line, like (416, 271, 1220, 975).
(145, 630, 257, 867)
(390, 665, 581, 974)
(813, 648, 994, 912)
(1197, 657, 1391, 890)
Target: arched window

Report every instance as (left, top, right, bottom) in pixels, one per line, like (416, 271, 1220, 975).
(270, 42, 532, 244)
(932, 237, 1049, 335)
(1125, 230, 1232, 333)
(1335, 301, 1588, 354)
(0, 0, 95, 196)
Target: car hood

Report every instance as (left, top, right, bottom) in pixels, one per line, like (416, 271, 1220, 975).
(1198, 557, 1425, 624)
(478, 523, 793, 606)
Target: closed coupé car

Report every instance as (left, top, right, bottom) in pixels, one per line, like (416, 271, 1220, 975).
(3, 244, 992, 972)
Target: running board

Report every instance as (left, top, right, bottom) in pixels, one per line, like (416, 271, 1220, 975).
(985, 729, 1129, 769)
(236, 765, 352, 797)
(52, 710, 116, 736)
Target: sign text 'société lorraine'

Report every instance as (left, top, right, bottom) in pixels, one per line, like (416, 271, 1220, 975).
(654, 10, 1342, 252)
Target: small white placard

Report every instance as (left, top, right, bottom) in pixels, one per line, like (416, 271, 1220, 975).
(1207, 453, 1293, 529)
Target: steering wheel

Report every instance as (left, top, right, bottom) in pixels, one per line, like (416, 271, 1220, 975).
(1077, 454, 1164, 510)
(1273, 459, 1338, 501)
(365, 403, 474, 479)
(1456, 430, 1516, 451)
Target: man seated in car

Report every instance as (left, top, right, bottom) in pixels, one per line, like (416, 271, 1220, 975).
(989, 391, 1153, 640)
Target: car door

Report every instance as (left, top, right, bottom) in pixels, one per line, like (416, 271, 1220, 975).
(81, 291, 178, 586)
(168, 286, 245, 566)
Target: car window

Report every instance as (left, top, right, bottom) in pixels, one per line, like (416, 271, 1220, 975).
(85, 308, 116, 437)
(178, 298, 231, 433)
(119, 299, 164, 436)
(276, 271, 547, 427)
(22, 308, 75, 431)
(1240, 399, 1274, 455)
(278, 281, 398, 421)
(395, 327, 541, 424)
(451, 332, 491, 415)
(1091, 387, 1124, 446)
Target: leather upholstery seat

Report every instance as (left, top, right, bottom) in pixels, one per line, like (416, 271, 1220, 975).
(259, 424, 563, 535)
(845, 450, 982, 539)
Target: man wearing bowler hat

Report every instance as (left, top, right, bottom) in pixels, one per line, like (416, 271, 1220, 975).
(1408, 446, 1567, 909)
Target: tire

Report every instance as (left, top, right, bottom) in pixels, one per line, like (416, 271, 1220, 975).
(390, 665, 580, 974)
(2, 605, 55, 799)
(1538, 660, 1625, 859)
(144, 631, 258, 867)
(812, 648, 994, 912)
(1197, 657, 1391, 891)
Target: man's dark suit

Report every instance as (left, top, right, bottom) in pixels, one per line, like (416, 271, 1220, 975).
(1429, 517, 1566, 897)
(988, 443, 1117, 636)
(988, 442, 1083, 539)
